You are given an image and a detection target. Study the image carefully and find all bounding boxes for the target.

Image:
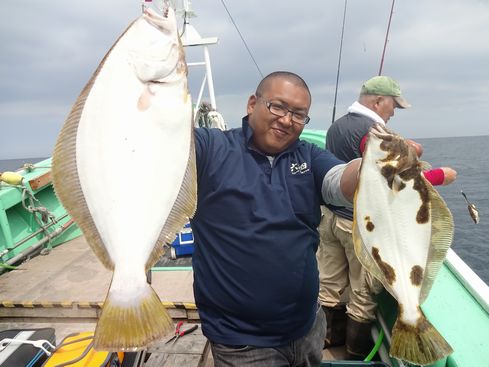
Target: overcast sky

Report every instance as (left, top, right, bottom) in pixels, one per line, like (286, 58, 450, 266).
(1, 0, 488, 159)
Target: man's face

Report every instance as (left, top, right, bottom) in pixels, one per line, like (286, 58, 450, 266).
(376, 96, 397, 123)
(247, 79, 311, 155)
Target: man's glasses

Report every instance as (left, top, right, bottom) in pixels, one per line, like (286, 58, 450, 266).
(258, 97, 310, 125)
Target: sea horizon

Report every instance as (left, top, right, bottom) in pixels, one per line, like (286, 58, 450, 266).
(1, 135, 488, 285)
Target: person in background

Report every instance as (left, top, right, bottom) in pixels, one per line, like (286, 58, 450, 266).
(190, 71, 360, 367)
(317, 75, 457, 360)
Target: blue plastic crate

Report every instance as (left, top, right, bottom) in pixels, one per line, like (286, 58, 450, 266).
(170, 223, 194, 259)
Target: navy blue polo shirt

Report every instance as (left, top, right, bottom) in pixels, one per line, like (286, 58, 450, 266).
(191, 118, 344, 347)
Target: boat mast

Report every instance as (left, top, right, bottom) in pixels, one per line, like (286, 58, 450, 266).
(177, 0, 219, 123)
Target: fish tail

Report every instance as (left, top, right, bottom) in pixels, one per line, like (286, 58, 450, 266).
(93, 281, 173, 351)
(390, 315, 453, 366)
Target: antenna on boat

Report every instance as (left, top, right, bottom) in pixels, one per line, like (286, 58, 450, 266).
(378, 0, 396, 75)
(331, 0, 348, 124)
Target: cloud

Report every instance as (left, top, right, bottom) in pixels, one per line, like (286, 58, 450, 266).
(1, 0, 488, 159)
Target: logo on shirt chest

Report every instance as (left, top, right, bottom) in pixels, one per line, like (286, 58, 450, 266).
(290, 162, 310, 175)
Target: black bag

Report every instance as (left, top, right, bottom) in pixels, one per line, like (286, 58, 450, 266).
(0, 328, 56, 367)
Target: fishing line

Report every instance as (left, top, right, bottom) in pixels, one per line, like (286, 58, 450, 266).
(219, 0, 263, 78)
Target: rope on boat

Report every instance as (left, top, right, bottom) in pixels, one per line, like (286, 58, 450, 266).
(22, 163, 52, 172)
(195, 102, 227, 130)
(21, 187, 57, 254)
(1, 164, 59, 255)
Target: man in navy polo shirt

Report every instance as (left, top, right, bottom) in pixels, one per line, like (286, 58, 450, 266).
(190, 71, 361, 366)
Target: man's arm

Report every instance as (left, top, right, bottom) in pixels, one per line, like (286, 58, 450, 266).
(340, 159, 361, 202)
(321, 158, 361, 207)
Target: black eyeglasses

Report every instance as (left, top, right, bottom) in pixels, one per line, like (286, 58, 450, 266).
(258, 97, 310, 125)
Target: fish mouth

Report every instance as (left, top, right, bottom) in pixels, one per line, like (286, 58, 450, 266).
(143, 7, 172, 29)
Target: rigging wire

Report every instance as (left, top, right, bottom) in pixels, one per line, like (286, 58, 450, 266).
(379, 0, 396, 76)
(219, 0, 263, 78)
(331, 0, 348, 124)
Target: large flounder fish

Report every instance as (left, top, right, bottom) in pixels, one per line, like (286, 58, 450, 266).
(52, 7, 196, 351)
(352, 124, 454, 365)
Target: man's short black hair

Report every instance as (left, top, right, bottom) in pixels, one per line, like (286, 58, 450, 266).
(255, 71, 311, 101)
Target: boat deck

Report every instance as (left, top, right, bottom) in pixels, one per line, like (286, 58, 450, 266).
(0, 236, 346, 365)
(0, 236, 211, 366)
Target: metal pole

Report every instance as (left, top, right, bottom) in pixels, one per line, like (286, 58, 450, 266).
(1, 219, 75, 274)
(203, 46, 217, 109)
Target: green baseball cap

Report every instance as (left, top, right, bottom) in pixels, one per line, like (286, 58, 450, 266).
(360, 76, 411, 108)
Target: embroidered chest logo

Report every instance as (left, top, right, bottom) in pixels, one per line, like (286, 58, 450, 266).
(290, 162, 310, 175)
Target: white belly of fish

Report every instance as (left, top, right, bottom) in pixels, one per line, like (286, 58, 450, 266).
(52, 7, 195, 351)
(76, 66, 191, 279)
(355, 137, 431, 325)
(353, 123, 454, 365)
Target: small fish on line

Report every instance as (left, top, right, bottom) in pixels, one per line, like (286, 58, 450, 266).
(52, 5, 196, 351)
(461, 191, 479, 224)
(353, 123, 454, 366)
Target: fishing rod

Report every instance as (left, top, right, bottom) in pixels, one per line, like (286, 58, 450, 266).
(331, 0, 396, 122)
(378, 0, 396, 76)
(331, 0, 348, 124)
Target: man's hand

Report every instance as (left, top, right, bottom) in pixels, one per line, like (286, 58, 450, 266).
(406, 139, 423, 157)
(441, 167, 457, 185)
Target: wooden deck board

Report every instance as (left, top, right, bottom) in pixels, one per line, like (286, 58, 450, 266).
(0, 236, 195, 305)
(144, 325, 210, 367)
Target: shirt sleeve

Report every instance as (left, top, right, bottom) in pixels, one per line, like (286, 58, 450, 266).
(423, 168, 445, 186)
(321, 163, 352, 207)
(359, 133, 368, 155)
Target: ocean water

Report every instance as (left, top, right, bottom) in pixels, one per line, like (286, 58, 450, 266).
(414, 135, 489, 284)
(1, 135, 488, 283)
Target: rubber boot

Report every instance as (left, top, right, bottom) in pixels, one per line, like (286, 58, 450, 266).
(322, 305, 347, 349)
(345, 315, 374, 360)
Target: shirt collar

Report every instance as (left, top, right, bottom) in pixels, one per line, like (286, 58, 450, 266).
(347, 101, 386, 125)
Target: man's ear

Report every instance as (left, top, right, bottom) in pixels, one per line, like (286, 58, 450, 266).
(375, 96, 384, 106)
(247, 95, 257, 114)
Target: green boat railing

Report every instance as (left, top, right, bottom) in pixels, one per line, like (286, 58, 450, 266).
(0, 158, 81, 269)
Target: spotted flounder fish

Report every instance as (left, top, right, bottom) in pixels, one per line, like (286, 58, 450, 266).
(52, 7, 196, 351)
(352, 124, 453, 365)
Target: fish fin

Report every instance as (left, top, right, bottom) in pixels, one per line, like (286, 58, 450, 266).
(52, 19, 141, 270)
(419, 160, 432, 170)
(52, 67, 114, 270)
(94, 281, 173, 351)
(468, 204, 480, 224)
(146, 121, 197, 270)
(390, 313, 453, 366)
(419, 183, 454, 303)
